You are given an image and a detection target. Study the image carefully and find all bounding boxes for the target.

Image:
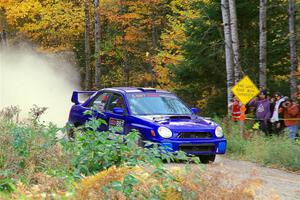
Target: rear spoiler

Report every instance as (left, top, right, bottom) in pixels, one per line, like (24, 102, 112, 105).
(71, 91, 97, 105)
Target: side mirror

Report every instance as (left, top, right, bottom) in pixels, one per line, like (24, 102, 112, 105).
(191, 108, 200, 114)
(113, 107, 124, 115)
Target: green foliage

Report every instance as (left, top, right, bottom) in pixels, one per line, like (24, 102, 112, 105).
(224, 121, 300, 171)
(0, 177, 15, 193)
(171, 0, 227, 115)
(226, 130, 249, 158)
(102, 174, 140, 198)
(0, 119, 72, 193)
(170, 0, 298, 116)
(65, 117, 193, 177)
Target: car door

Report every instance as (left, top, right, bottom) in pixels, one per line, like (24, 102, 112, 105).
(88, 92, 111, 131)
(104, 93, 128, 134)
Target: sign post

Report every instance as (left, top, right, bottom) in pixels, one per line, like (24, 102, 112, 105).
(231, 76, 260, 135)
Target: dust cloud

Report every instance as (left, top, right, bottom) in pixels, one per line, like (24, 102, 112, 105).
(0, 44, 80, 126)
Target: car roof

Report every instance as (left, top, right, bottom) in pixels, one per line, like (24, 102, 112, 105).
(101, 87, 172, 95)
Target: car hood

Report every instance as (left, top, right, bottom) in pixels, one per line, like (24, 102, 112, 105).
(137, 115, 217, 132)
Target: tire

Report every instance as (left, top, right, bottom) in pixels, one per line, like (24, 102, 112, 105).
(66, 122, 82, 140)
(137, 136, 144, 148)
(199, 154, 216, 164)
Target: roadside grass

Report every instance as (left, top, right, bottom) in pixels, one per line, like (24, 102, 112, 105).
(0, 117, 74, 199)
(0, 106, 262, 199)
(219, 117, 300, 172)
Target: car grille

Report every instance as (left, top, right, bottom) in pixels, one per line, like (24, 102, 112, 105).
(179, 143, 215, 153)
(177, 132, 212, 139)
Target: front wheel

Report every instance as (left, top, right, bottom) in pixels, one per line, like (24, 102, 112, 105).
(199, 155, 216, 164)
(137, 136, 144, 148)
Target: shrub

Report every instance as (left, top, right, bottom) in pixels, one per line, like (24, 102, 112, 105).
(223, 119, 300, 171)
(65, 117, 193, 177)
(0, 107, 275, 199)
(244, 134, 300, 170)
(0, 114, 72, 193)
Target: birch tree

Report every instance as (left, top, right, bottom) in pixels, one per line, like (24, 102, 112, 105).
(228, 0, 240, 83)
(84, 0, 91, 90)
(221, 0, 234, 112)
(288, 0, 298, 100)
(259, 0, 267, 89)
(94, 0, 101, 89)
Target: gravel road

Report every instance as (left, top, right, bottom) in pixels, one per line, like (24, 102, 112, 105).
(168, 156, 300, 200)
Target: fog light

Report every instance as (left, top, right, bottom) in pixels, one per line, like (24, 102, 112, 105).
(217, 141, 226, 154)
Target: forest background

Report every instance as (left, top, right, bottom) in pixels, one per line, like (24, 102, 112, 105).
(0, 0, 299, 116)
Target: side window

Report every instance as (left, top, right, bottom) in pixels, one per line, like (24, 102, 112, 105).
(91, 93, 110, 112)
(106, 93, 126, 113)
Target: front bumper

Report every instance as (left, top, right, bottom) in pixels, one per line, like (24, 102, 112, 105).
(153, 138, 227, 155)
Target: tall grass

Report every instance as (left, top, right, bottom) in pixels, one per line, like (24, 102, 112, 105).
(0, 107, 73, 197)
(220, 117, 300, 171)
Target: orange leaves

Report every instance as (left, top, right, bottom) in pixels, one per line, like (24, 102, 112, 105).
(1, 0, 84, 50)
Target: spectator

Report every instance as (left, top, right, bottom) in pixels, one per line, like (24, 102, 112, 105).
(229, 96, 242, 121)
(270, 92, 286, 134)
(249, 89, 271, 135)
(279, 98, 299, 140)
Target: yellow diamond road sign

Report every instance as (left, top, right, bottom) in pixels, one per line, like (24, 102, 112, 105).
(231, 76, 260, 105)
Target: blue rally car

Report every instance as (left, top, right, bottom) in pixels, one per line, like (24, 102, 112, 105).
(67, 87, 226, 163)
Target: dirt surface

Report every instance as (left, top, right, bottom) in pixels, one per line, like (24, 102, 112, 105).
(168, 156, 300, 200)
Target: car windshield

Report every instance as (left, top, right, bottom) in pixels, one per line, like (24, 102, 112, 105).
(126, 93, 192, 115)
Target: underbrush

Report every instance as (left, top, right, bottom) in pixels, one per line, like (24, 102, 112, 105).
(0, 107, 263, 199)
(219, 117, 300, 172)
(0, 107, 73, 198)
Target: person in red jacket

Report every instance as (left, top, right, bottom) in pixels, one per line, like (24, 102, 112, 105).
(229, 96, 242, 121)
(279, 98, 299, 140)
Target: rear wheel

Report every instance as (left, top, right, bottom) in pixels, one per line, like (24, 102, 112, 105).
(199, 155, 216, 164)
(67, 126, 75, 140)
(67, 123, 80, 140)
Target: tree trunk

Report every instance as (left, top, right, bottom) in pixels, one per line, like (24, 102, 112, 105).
(0, 13, 8, 49)
(0, 30, 7, 49)
(288, 0, 298, 100)
(228, 0, 240, 83)
(259, 0, 267, 89)
(122, 32, 129, 86)
(94, 0, 101, 89)
(121, 0, 129, 86)
(221, 0, 234, 113)
(84, 0, 91, 90)
(150, 17, 157, 87)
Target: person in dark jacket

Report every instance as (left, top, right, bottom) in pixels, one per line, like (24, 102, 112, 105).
(249, 89, 271, 135)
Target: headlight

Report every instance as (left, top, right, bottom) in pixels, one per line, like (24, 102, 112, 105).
(215, 126, 223, 138)
(157, 127, 172, 138)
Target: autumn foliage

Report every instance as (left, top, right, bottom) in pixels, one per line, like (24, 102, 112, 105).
(0, 0, 84, 50)
(0, 0, 299, 115)
(74, 165, 263, 200)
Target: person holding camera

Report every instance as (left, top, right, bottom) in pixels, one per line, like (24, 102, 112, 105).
(279, 98, 299, 140)
(270, 92, 286, 134)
